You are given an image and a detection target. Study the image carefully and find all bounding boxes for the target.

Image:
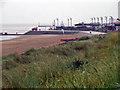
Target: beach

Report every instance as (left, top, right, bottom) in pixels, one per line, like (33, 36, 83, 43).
(1, 33, 88, 56)
(1, 30, 107, 57)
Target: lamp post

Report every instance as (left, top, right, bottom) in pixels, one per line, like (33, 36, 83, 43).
(54, 20, 55, 30)
(93, 17, 96, 31)
(110, 16, 114, 31)
(109, 16, 113, 26)
(70, 18, 72, 26)
(100, 17, 103, 32)
(100, 17, 103, 25)
(91, 18, 93, 30)
(56, 18, 59, 26)
(105, 16, 108, 32)
(91, 18, 93, 25)
(97, 17, 99, 31)
(97, 17, 99, 24)
(105, 16, 107, 25)
(68, 18, 69, 26)
(93, 17, 96, 24)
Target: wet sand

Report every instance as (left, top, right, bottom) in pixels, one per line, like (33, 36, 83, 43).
(1, 33, 87, 56)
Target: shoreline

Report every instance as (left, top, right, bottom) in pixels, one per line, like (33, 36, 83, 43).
(1, 31, 107, 56)
(0, 30, 106, 41)
(1, 33, 88, 56)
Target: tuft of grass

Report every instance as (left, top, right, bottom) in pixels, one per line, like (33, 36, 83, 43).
(3, 59, 18, 70)
(14, 55, 32, 64)
(2, 54, 16, 60)
(24, 48, 37, 55)
(76, 36, 90, 41)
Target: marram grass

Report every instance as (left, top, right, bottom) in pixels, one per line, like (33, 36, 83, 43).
(2, 32, 119, 88)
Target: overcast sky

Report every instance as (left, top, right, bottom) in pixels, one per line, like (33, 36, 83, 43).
(0, 0, 119, 25)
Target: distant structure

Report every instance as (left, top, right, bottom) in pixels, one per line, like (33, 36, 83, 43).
(36, 15, 120, 31)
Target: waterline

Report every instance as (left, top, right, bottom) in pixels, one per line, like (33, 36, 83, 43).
(0, 35, 20, 41)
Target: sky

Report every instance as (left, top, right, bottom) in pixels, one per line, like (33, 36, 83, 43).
(0, 0, 119, 25)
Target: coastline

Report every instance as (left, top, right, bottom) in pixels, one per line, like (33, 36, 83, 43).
(1, 33, 87, 56)
(1, 31, 106, 56)
(0, 30, 106, 41)
(0, 35, 21, 41)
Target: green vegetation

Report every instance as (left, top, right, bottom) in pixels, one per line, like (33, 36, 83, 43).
(1, 54, 16, 60)
(76, 36, 90, 41)
(2, 32, 119, 88)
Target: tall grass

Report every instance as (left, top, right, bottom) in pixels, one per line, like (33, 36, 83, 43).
(2, 32, 119, 88)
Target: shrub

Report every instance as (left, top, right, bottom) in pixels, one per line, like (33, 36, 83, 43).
(67, 58, 89, 70)
(24, 48, 37, 55)
(76, 36, 90, 41)
(2, 54, 16, 60)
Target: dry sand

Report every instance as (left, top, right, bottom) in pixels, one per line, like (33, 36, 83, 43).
(79, 31, 106, 35)
(1, 33, 87, 56)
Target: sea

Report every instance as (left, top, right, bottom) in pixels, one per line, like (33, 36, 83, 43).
(0, 24, 37, 41)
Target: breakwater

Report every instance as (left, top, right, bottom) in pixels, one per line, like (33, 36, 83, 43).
(0, 30, 79, 36)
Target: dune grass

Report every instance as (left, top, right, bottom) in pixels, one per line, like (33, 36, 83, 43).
(2, 32, 119, 88)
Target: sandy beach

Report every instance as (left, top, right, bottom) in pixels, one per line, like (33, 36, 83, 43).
(1, 30, 107, 57)
(1, 33, 88, 56)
